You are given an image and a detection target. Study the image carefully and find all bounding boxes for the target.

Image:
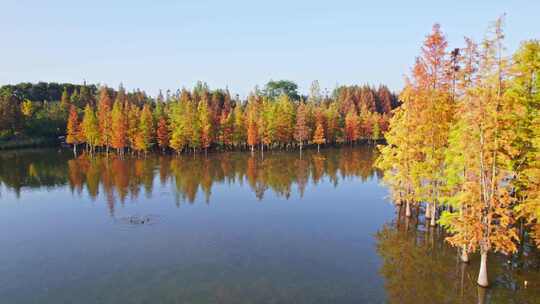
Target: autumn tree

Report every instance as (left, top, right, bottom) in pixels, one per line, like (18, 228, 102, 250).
(110, 100, 127, 155)
(169, 100, 188, 154)
(66, 105, 80, 155)
(344, 109, 359, 144)
(274, 94, 295, 147)
(97, 86, 113, 153)
(440, 18, 519, 287)
(126, 103, 140, 152)
(294, 102, 310, 152)
(232, 104, 246, 149)
(198, 97, 212, 153)
(508, 40, 540, 247)
(82, 104, 99, 154)
(312, 109, 325, 152)
(156, 115, 170, 153)
(246, 95, 259, 152)
(134, 104, 154, 154)
(325, 103, 339, 145)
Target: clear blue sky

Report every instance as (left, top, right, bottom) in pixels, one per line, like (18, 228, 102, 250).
(1, 0, 538, 97)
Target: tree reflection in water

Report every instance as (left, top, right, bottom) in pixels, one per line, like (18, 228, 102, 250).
(375, 206, 540, 304)
(0, 147, 538, 303)
(0, 147, 381, 215)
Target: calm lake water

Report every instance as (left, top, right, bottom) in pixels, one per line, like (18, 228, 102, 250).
(0, 147, 538, 304)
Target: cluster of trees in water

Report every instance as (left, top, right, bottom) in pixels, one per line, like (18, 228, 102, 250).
(0, 79, 399, 152)
(0, 147, 379, 215)
(376, 209, 539, 303)
(377, 17, 540, 288)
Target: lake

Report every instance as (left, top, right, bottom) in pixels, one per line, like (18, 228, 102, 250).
(0, 147, 538, 303)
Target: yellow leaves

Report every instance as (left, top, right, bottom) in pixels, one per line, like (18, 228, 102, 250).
(20, 99, 34, 117)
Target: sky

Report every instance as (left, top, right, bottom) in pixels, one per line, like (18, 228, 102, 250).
(1, 0, 538, 97)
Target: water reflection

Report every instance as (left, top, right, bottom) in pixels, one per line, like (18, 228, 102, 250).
(0, 147, 381, 215)
(1, 147, 538, 303)
(375, 206, 540, 303)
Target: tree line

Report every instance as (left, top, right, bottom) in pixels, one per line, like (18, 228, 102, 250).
(63, 81, 398, 155)
(377, 17, 540, 288)
(0, 80, 398, 151)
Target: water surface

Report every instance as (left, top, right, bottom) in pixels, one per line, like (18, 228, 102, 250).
(0, 147, 538, 303)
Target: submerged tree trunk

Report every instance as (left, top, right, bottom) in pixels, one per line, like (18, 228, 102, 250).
(477, 251, 489, 287)
(477, 285, 487, 304)
(430, 202, 437, 227)
(461, 246, 469, 263)
(406, 201, 411, 217)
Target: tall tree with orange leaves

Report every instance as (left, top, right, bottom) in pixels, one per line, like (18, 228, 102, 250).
(294, 102, 310, 152)
(439, 18, 519, 288)
(344, 109, 359, 144)
(110, 100, 127, 155)
(246, 95, 259, 152)
(198, 97, 212, 153)
(97, 86, 113, 153)
(156, 115, 169, 153)
(66, 105, 80, 155)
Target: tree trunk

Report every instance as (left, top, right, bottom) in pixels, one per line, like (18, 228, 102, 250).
(461, 246, 469, 263)
(425, 203, 432, 219)
(317, 144, 320, 153)
(477, 251, 489, 287)
(430, 203, 437, 227)
(477, 285, 487, 304)
(73, 144, 77, 156)
(405, 201, 411, 217)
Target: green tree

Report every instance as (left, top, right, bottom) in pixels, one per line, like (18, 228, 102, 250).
(82, 104, 99, 153)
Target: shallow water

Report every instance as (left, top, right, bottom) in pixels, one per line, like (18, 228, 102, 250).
(0, 147, 538, 303)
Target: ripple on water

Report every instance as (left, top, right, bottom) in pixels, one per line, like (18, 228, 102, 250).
(113, 214, 160, 229)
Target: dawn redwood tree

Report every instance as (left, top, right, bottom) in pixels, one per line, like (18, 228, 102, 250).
(156, 115, 170, 153)
(312, 106, 326, 152)
(188, 100, 201, 153)
(275, 94, 295, 147)
(313, 121, 325, 153)
(344, 109, 359, 145)
(126, 102, 140, 153)
(377, 83, 424, 217)
(440, 18, 519, 287)
(198, 97, 212, 154)
(169, 100, 188, 154)
(294, 102, 310, 152)
(134, 104, 154, 154)
(232, 104, 246, 149)
(219, 111, 234, 148)
(82, 104, 99, 154)
(508, 40, 540, 247)
(325, 103, 339, 145)
(97, 86, 113, 153)
(66, 105, 80, 155)
(110, 100, 127, 155)
(246, 95, 259, 152)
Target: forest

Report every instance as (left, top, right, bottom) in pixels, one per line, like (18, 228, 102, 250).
(0, 80, 398, 152)
(377, 17, 540, 288)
